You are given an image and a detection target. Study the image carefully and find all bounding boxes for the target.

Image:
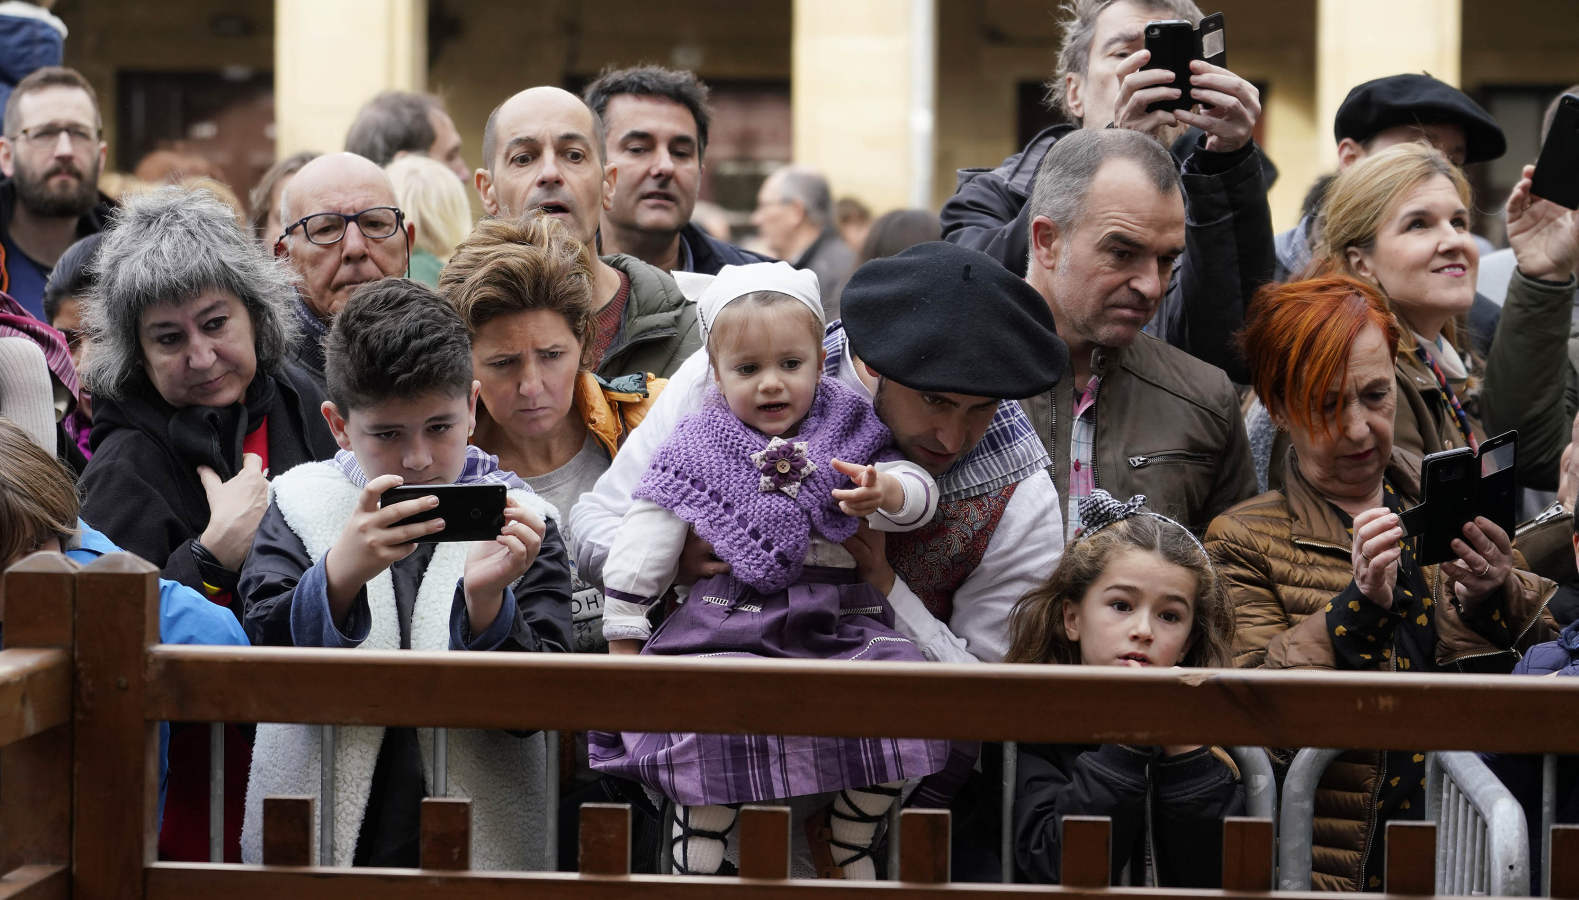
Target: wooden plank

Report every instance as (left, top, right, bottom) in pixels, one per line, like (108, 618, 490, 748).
(72, 554, 160, 900)
(1219, 816, 1274, 891)
(737, 805, 790, 880)
(578, 803, 630, 876)
(420, 798, 471, 871)
(2, 552, 76, 647)
(898, 809, 949, 884)
(142, 647, 1579, 753)
(150, 861, 1403, 896)
(1551, 824, 1579, 899)
(0, 650, 71, 748)
(0, 555, 75, 878)
(1385, 820, 1436, 895)
(1059, 815, 1110, 889)
(262, 797, 314, 867)
(0, 864, 68, 900)
(155, 862, 1512, 897)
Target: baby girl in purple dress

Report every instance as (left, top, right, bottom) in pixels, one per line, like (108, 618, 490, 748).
(589, 261, 947, 878)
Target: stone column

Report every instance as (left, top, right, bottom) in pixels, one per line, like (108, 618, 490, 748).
(1316, 0, 1461, 167)
(791, 0, 936, 214)
(274, 0, 428, 157)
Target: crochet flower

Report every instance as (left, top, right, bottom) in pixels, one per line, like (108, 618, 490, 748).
(751, 437, 816, 498)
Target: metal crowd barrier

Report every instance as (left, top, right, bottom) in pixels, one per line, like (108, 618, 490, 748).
(1425, 751, 1530, 896)
(1278, 747, 1531, 896)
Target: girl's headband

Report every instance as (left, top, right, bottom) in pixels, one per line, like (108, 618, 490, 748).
(695, 261, 823, 345)
(1076, 489, 1208, 558)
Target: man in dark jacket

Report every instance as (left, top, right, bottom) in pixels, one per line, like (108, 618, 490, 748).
(583, 65, 769, 276)
(941, 0, 1272, 383)
(0, 66, 114, 321)
(1020, 128, 1257, 538)
(476, 85, 700, 378)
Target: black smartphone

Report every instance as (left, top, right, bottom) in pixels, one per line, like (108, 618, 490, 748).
(1142, 12, 1226, 113)
(1143, 19, 1195, 112)
(1532, 93, 1579, 210)
(379, 483, 507, 544)
(1398, 431, 1517, 566)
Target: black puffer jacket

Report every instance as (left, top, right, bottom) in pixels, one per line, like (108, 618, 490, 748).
(1014, 741, 1245, 887)
(941, 126, 1274, 383)
(78, 361, 339, 598)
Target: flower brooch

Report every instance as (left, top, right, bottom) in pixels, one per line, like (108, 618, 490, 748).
(751, 437, 816, 498)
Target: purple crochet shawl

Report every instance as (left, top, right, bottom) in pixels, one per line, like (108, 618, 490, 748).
(634, 376, 895, 592)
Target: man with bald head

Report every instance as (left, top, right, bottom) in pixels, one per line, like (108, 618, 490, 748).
(475, 86, 699, 379)
(275, 151, 413, 382)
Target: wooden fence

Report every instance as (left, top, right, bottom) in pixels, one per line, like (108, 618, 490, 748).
(4, 550, 1579, 899)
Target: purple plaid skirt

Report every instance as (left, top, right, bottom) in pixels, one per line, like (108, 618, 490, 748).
(588, 567, 950, 806)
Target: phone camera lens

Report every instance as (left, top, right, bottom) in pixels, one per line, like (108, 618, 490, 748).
(1147, 26, 1157, 34)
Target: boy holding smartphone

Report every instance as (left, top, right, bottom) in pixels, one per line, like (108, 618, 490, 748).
(238, 278, 572, 870)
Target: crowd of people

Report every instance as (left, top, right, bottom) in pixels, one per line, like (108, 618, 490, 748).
(1, 0, 1579, 889)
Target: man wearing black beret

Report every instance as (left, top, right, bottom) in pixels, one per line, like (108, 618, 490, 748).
(1275, 72, 1506, 283)
(1022, 127, 1257, 538)
(574, 243, 1069, 667)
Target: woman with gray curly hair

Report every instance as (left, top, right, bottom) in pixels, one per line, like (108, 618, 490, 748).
(78, 186, 338, 612)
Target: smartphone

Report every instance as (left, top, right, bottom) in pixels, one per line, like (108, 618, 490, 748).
(1532, 93, 1579, 210)
(1398, 431, 1517, 566)
(379, 483, 507, 544)
(1143, 19, 1195, 112)
(1142, 12, 1226, 113)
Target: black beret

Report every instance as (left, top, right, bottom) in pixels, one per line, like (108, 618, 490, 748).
(840, 242, 1066, 400)
(1334, 73, 1505, 164)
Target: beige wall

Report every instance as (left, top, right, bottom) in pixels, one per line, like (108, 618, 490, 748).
(57, 0, 1579, 232)
(59, 0, 274, 168)
(429, 0, 790, 184)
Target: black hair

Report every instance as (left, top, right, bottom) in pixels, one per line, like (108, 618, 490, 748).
(324, 278, 473, 414)
(42, 232, 102, 323)
(582, 65, 711, 156)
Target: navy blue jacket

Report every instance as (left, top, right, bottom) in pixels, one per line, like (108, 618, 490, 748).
(677, 221, 772, 275)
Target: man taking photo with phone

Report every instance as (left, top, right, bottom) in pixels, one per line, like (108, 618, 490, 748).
(942, 0, 1273, 384)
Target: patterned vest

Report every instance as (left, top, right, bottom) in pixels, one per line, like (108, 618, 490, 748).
(885, 482, 1019, 621)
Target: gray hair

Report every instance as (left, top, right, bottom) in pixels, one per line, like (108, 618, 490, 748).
(345, 91, 443, 167)
(82, 186, 301, 399)
(1049, 0, 1203, 118)
(1024, 128, 1182, 260)
(772, 166, 833, 230)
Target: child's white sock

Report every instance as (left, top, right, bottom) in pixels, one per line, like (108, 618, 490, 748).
(827, 781, 903, 880)
(671, 803, 738, 875)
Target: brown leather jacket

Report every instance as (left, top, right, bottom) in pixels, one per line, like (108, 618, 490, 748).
(1205, 451, 1554, 890)
(1020, 333, 1257, 540)
(1393, 339, 1486, 464)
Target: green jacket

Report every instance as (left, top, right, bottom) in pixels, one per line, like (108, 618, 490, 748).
(598, 253, 701, 380)
(1480, 269, 1579, 492)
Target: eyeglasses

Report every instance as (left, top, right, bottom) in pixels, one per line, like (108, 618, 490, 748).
(281, 206, 404, 246)
(11, 123, 99, 151)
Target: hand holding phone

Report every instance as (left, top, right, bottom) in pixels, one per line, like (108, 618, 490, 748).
(461, 497, 547, 635)
(1532, 94, 1579, 211)
(1141, 13, 1225, 112)
(323, 474, 446, 623)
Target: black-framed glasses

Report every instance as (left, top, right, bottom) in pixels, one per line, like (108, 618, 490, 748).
(12, 122, 99, 150)
(281, 206, 404, 246)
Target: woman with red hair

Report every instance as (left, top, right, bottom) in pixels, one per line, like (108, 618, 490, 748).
(1205, 275, 1553, 891)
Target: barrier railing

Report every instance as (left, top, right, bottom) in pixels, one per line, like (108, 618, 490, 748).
(1425, 751, 1530, 895)
(5, 550, 1579, 898)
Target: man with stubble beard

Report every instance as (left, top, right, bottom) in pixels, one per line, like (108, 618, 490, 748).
(0, 66, 114, 321)
(474, 86, 699, 380)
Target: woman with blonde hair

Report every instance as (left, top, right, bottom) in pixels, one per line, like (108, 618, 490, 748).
(386, 153, 473, 287)
(1313, 142, 1578, 480)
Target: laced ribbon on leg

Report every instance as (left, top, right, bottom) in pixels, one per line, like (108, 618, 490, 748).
(810, 781, 903, 880)
(669, 803, 740, 876)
